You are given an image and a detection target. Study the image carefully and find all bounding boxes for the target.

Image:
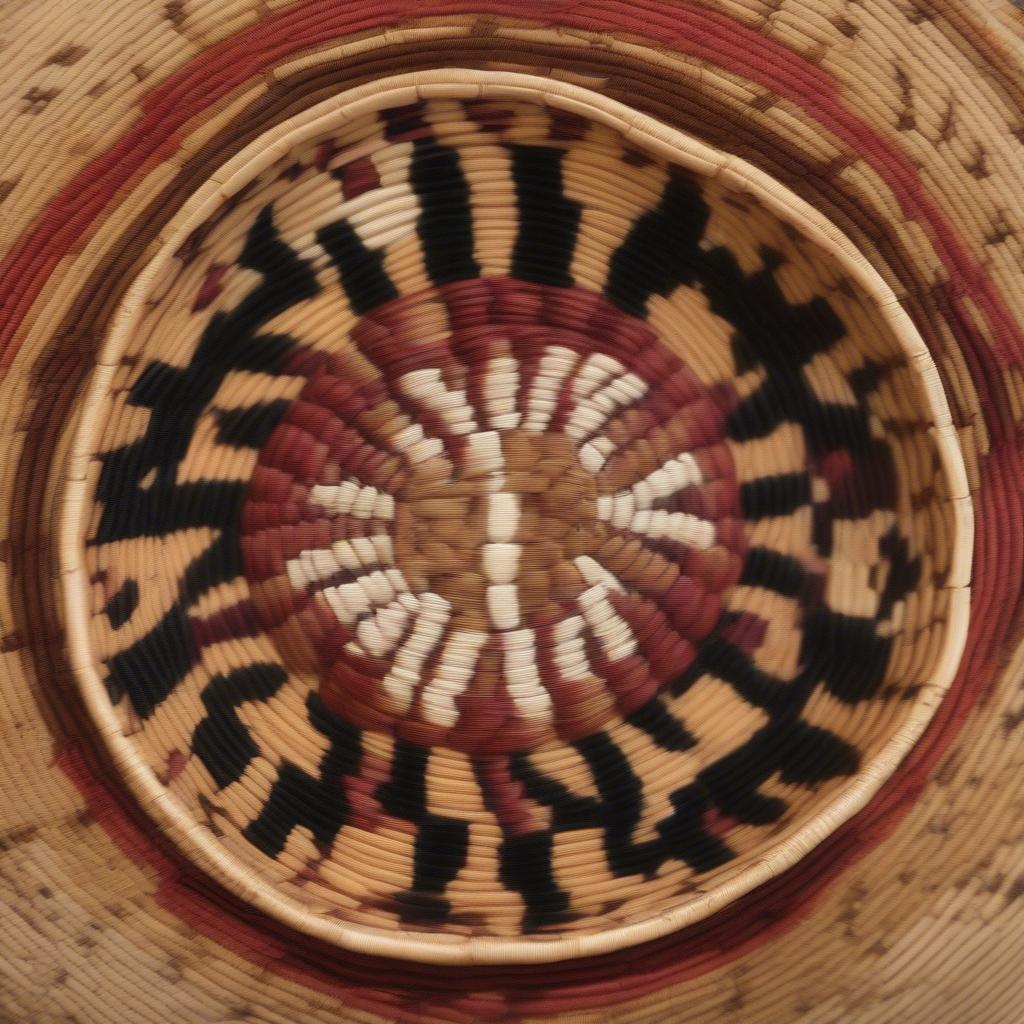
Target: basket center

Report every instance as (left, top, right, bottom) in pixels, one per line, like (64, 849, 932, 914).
(393, 429, 600, 631)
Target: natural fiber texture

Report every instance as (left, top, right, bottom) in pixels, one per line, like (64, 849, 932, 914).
(1, 1, 1022, 1021)
(59, 73, 968, 963)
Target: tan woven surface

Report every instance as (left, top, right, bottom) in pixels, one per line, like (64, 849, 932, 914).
(0, 2, 1022, 1021)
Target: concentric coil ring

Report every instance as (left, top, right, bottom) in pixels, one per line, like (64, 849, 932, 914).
(61, 71, 969, 964)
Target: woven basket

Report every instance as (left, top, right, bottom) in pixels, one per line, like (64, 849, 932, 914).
(1, 2, 1022, 1022)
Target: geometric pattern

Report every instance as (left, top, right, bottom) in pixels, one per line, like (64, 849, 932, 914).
(70, 85, 956, 955)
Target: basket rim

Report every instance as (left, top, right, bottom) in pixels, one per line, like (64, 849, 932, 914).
(58, 67, 973, 966)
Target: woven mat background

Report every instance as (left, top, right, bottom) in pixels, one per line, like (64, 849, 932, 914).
(1, 2, 1023, 1021)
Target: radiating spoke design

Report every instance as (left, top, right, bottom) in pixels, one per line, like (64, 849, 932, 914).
(308, 481, 395, 520)
(521, 346, 578, 432)
(481, 355, 522, 431)
(398, 367, 479, 436)
(564, 368, 647, 442)
(322, 568, 411, 625)
(420, 628, 489, 727)
(503, 629, 555, 723)
(286, 535, 394, 591)
(266, 294, 743, 746)
(381, 593, 451, 712)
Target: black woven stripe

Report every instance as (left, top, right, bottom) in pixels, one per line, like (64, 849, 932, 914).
(740, 546, 809, 598)
(498, 831, 573, 932)
(103, 579, 138, 629)
(192, 664, 286, 789)
(575, 732, 661, 877)
(215, 400, 290, 449)
(801, 607, 893, 704)
(94, 205, 314, 546)
(409, 138, 480, 284)
(378, 742, 470, 908)
(740, 472, 811, 519)
(670, 634, 793, 712)
(604, 168, 709, 317)
(508, 755, 600, 829)
(240, 692, 361, 859)
(509, 144, 581, 287)
(106, 604, 196, 719)
(657, 784, 736, 873)
(625, 697, 696, 751)
(243, 761, 348, 858)
(317, 218, 398, 315)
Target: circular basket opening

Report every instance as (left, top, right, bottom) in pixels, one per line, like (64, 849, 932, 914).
(62, 70, 969, 964)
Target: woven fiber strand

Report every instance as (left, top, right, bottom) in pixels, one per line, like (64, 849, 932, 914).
(0, 2, 1021, 1023)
